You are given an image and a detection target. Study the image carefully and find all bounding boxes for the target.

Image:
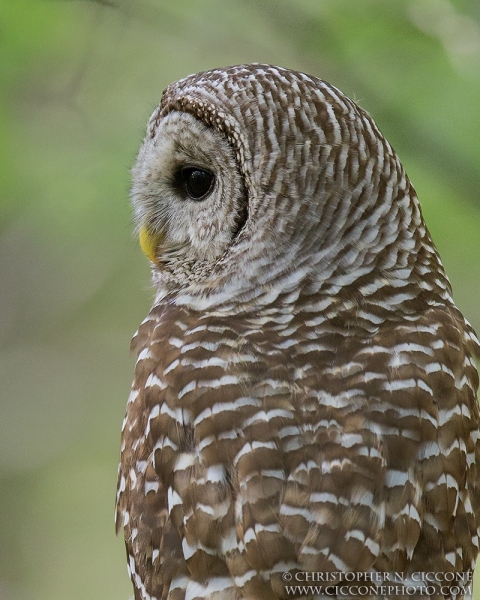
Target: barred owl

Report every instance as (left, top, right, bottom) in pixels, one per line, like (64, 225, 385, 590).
(116, 64, 480, 600)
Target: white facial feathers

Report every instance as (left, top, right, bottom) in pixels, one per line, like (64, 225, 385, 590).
(131, 111, 246, 277)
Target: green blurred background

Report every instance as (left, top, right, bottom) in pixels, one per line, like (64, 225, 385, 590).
(0, 0, 479, 598)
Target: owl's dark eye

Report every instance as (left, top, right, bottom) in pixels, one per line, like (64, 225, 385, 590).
(180, 167, 215, 200)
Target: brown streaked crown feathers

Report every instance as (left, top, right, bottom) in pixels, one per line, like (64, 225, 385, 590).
(116, 64, 480, 600)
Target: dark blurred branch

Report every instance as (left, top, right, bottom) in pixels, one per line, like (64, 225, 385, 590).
(43, 0, 118, 7)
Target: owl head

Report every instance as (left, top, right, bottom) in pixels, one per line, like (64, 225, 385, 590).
(131, 64, 449, 311)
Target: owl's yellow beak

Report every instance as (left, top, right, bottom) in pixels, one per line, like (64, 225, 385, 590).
(139, 225, 163, 264)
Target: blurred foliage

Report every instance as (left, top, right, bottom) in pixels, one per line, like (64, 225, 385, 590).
(0, 0, 479, 598)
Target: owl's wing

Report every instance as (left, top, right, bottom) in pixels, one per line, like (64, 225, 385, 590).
(116, 309, 186, 599)
(279, 306, 480, 580)
(115, 459, 172, 599)
(402, 307, 480, 574)
(279, 394, 390, 575)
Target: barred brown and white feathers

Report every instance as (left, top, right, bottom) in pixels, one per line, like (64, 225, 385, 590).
(116, 64, 480, 600)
